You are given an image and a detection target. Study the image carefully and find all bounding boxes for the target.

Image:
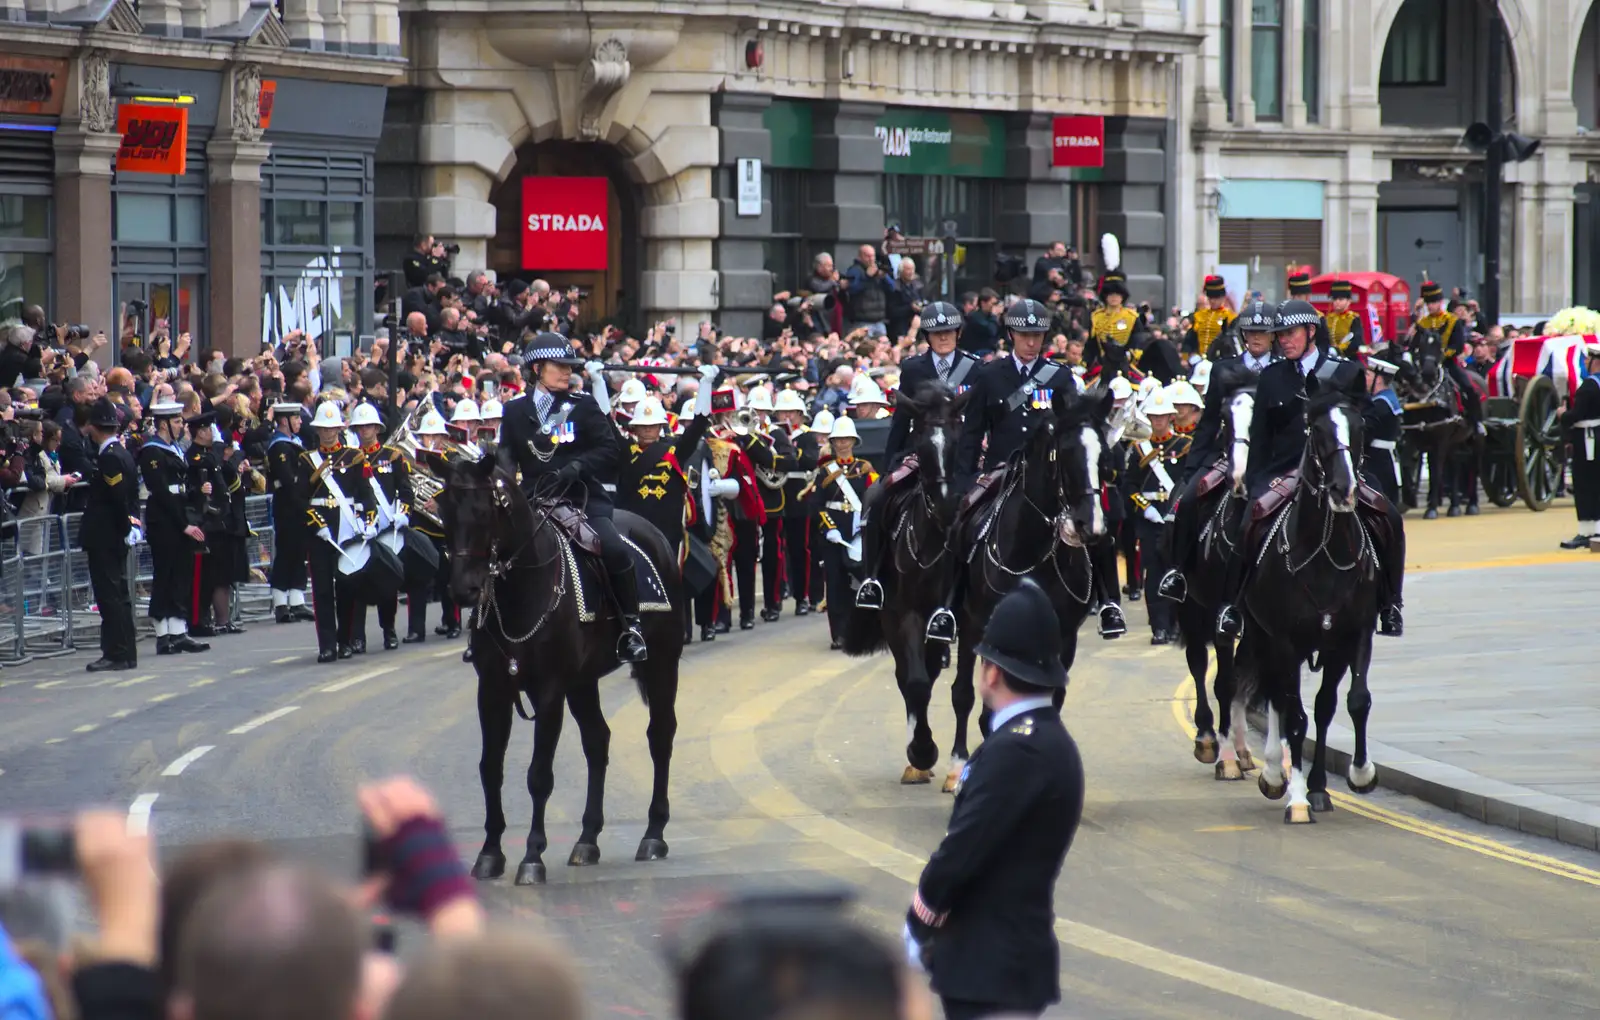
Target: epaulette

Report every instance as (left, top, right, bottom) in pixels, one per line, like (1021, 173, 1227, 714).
(1007, 717, 1036, 736)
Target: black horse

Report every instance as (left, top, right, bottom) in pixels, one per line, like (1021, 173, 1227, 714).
(1394, 328, 1482, 517)
(840, 383, 967, 787)
(1172, 365, 1257, 781)
(1237, 390, 1382, 824)
(427, 451, 685, 885)
(948, 387, 1113, 786)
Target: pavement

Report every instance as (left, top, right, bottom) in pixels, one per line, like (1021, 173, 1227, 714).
(0, 501, 1597, 1018)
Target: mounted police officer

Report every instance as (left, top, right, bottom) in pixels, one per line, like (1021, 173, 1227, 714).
(903, 578, 1084, 1020)
(497, 332, 648, 664)
(266, 401, 315, 623)
(954, 298, 1062, 491)
(81, 397, 141, 671)
(138, 401, 210, 656)
(856, 300, 975, 629)
(1411, 278, 1485, 434)
(1213, 300, 1405, 638)
(1362, 354, 1404, 508)
(1158, 299, 1280, 602)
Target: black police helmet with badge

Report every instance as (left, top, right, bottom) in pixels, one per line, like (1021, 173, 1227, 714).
(1275, 299, 1322, 333)
(524, 331, 585, 366)
(921, 300, 962, 334)
(86, 396, 122, 431)
(974, 577, 1068, 689)
(1237, 299, 1280, 334)
(1003, 298, 1051, 334)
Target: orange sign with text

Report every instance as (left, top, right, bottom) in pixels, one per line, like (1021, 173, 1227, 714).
(116, 104, 189, 175)
(258, 80, 277, 131)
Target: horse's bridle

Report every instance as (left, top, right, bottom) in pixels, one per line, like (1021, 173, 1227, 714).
(443, 475, 553, 578)
(1301, 411, 1360, 507)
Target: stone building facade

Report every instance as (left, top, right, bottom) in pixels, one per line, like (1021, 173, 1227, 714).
(0, 0, 399, 357)
(1176, 0, 1600, 314)
(379, 0, 1200, 337)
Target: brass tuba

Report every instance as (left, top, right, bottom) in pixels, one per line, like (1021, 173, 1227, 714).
(384, 403, 452, 531)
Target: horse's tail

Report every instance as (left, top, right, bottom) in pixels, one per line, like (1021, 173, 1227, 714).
(1230, 630, 1260, 709)
(839, 603, 888, 657)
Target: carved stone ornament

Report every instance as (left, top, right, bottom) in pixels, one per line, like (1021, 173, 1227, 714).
(79, 50, 114, 133)
(232, 64, 264, 142)
(577, 37, 630, 141)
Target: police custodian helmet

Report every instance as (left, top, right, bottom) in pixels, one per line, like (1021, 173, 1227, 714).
(974, 578, 1068, 689)
(1275, 299, 1321, 332)
(1004, 298, 1052, 334)
(921, 301, 962, 333)
(524, 331, 585, 365)
(1237, 299, 1280, 333)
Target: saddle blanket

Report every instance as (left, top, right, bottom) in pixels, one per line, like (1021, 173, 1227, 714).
(561, 534, 675, 623)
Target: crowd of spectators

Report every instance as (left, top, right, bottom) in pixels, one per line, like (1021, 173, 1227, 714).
(0, 776, 926, 1020)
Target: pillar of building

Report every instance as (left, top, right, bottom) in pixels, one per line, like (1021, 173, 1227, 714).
(54, 127, 120, 350)
(807, 101, 886, 257)
(712, 92, 774, 340)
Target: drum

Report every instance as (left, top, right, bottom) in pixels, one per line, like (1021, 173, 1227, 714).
(399, 527, 440, 587)
(337, 537, 405, 602)
(682, 534, 718, 595)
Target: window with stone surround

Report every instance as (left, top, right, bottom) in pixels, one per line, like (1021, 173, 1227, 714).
(1380, 0, 1446, 87)
(1251, 0, 1284, 121)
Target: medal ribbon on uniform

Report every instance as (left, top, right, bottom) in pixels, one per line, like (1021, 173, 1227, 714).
(554, 421, 577, 445)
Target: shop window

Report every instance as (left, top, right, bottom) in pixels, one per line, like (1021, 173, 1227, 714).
(330, 202, 360, 247)
(274, 199, 326, 246)
(176, 196, 205, 244)
(0, 252, 49, 323)
(1251, 0, 1284, 121)
(0, 196, 49, 241)
(116, 193, 174, 244)
(765, 168, 807, 296)
(1303, 0, 1321, 122)
(1380, 0, 1445, 87)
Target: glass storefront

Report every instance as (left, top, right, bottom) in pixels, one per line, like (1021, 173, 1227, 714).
(0, 195, 51, 322)
(259, 150, 374, 353)
(112, 144, 209, 348)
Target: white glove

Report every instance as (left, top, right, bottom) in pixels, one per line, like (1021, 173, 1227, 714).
(698, 363, 720, 382)
(901, 923, 927, 973)
(394, 512, 410, 530)
(124, 527, 143, 548)
(363, 522, 379, 539)
(584, 360, 606, 376)
(317, 526, 333, 543)
(1143, 505, 1164, 524)
(826, 528, 844, 545)
(695, 372, 715, 417)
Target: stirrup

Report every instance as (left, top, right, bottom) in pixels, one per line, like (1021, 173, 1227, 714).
(1379, 605, 1404, 637)
(1216, 604, 1242, 639)
(855, 578, 885, 610)
(1098, 603, 1127, 639)
(617, 621, 649, 663)
(925, 607, 956, 643)
(1156, 569, 1187, 603)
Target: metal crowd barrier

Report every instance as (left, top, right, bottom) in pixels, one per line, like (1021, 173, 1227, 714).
(0, 495, 280, 667)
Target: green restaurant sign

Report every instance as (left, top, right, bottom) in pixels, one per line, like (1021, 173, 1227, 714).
(875, 108, 1005, 178)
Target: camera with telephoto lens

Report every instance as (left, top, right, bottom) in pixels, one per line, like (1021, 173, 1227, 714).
(442, 243, 461, 256)
(0, 818, 77, 888)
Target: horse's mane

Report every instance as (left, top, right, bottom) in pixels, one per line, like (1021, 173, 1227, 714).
(896, 379, 957, 419)
(1304, 386, 1352, 421)
(1209, 362, 1256, 401)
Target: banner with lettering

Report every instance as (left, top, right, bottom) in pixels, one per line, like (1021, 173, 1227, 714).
(116, 104, 189, 175)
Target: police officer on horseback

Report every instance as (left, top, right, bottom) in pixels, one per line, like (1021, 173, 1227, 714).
(1411, 279, 1485, 434)
(954, 299, 1062, 490)
(856, 300, 976, 634)
(1158, 299, 1280, 603)
(497, 332, 648, 664)
(1213, 300, 1405, 638)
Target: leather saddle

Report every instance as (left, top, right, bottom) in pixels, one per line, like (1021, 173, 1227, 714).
(540, 500, 603, 556)
(1193, 462, 1230, 501)
(1242, 472, 1299, 553)
(884, 452, 920, 490)
(954, 466, 1009, 547)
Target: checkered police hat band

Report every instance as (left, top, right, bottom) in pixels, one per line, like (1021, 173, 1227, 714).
(1280, 312, 1320, 326)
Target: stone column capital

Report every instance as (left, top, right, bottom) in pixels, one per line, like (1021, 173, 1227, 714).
(54, 128, 123, 179)
(206, 138, 272, 184)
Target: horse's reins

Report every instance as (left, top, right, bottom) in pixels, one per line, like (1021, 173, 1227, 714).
(982, 419, 1092, 603)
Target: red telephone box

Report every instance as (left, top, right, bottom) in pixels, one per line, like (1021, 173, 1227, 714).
(1308, 272, 1411, 346)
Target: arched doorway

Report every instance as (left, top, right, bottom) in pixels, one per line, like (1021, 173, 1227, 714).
(489, 141, 641, 332)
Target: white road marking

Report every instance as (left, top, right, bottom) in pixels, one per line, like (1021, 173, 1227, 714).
(148, 692, 178, 704)
(111, 709, 134, 719)
(228, 706, 300, 734)
(73, 724, 98, 733)
(231, 667, 253, 675)
(44, 738, 65, 744)
(127, 793, 158, 835)
(162, 745, 215, 776)
(430, 647, 462, 659)
(35, 680, 65, 689)
(114, 674, 154, 688)
(319, 665, 398, 694)
(191, 678, 215, 688)
(271, 656, 299, 664)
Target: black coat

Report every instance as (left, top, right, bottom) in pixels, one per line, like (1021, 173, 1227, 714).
(1243, 350, 1365, 498)
(1362, 391, 1403, 507)
(138, 441, 202, 544)
(618, 414, 709, 547)
(886, 349, 980, 467)
(498, 389, 623, 516)
(83, 440, 140, 551)
(955, 357, 1063, 488)
(1181, 352, 1276, 481)
(914, 706, 1084, 1011)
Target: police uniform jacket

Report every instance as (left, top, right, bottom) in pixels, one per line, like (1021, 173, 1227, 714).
(138, 440, 202, 546)
(912, 705, 1084, 1011)
(1362, 388, 1403, 506)
(618, 414, 709, 548)
(1243, 350, 1365, 498)
(497, 389, 623, 516)
(785, 428, 821, 517)
(886, 348, 980, 466)
(955, 357, 1067, 489)
(302, 445, 371, 538)
(83, 439, 139, 551)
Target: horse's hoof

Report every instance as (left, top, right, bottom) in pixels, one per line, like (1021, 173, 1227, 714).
(1423, 508, 1439, 520)
(1258, 772, 1287, 801)
(1214, 759, 1244, 781)
(1347, 761, 1379, 794)
(1307, 790, 1334, 813)
(941, 771, 960, 794)
(635, 837, 669, 862)
(1284, 803, 1316, 825)
(470, 853, 506, 881)
(567, 842, 601, 867)
(514, 861, 547, 885)
(1447, 505, 1463, 518)
(901, 765, 934, 785)
(1193, 734, 1219, 765)
(1466, 504, 1480, 516)
(1237, 748, 1258, 772)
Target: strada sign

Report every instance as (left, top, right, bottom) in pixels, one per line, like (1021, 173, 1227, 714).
(1051, 115, 1105, 169)
(874, 109, 1006, 178)
(522, 176, 609, 270)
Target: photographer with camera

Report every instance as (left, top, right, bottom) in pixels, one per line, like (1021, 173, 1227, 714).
(0, 324, 43, 390)
(402, 234, 456, 289)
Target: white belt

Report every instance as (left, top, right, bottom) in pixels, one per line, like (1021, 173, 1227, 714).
(1574, 419, 1600, 427)
(1369, 439, 1397, 451)
(1578, 420, 1600, 461)
(1141, 491, 1170, 502)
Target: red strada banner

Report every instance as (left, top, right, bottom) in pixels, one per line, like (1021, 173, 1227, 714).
(521, 176, 609, 270)
(117, 103, 188, 175)
(1051, 115, 1105, 169)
